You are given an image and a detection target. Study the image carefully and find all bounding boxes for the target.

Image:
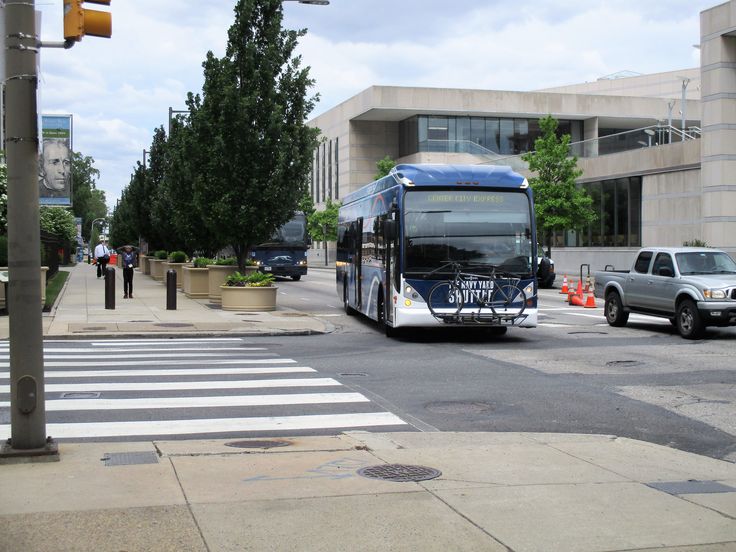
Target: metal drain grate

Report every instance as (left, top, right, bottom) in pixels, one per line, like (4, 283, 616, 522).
(646, 480, 736, 495)
(225, 439, 291, 449)
(154, 323, 194, 328)
(102, 451, 159, 467)
(357, 464, 441, 482)
(60, 392, 101, 399)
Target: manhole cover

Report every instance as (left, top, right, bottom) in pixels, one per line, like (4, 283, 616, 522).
(154, 323, 194, 328)
(225, 439, 291, 449)
(568, 331, 608, 335)
(425, 401, 493, 414)
(102, 451, 159, 467)
(237, 313, 258, 316)
(606, 360, 644, 367)
(357, 464, 441, 482)
(339, 372, 368, 377)
(81, 326, 107, 331)
(278, 312, 308, 317)
(60, 392, 101, 399)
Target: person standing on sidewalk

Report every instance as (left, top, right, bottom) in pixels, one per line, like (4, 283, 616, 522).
(93, 239, 110, 278)
(121, 245, 136, 298)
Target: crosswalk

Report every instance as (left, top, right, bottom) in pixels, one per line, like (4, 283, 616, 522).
(0, 337, 408, 441)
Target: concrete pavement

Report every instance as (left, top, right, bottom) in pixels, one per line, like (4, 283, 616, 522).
(1, 262, 735, 551)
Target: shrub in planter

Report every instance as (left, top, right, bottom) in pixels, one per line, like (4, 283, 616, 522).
(225, 271, 275, 287)
(214, 257, 237, 266)
(154, 250, 168, 260)
(168, 250, 187, 263)
(193, 257, 213, 268)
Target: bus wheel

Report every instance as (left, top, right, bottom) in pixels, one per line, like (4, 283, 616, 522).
(377, 293, 399, 337)
(343, 282, 355, 316)
(291, 275, 301, 281)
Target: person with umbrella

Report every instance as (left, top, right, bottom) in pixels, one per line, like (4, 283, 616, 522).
(120, 245, 137, 298)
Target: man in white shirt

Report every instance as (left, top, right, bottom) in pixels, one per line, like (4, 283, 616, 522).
(93, 239, 110, 278)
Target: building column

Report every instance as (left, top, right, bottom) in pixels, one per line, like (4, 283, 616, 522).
(583, 117, 599, 158)
(700, 0, 736, 248)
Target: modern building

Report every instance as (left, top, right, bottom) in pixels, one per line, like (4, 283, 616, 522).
(308, 0, 736, 273)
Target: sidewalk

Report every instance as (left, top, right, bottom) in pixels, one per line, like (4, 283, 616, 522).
(0, 262, 332, 339)
(1, 264, 735, 550)
(1, 432, 735, 551)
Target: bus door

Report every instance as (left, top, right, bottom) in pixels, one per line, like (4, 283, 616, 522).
(355, 217, 363, 309)
(384, 214, 397, 325)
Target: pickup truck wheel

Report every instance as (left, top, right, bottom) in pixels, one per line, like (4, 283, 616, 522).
(676, 299, 705, 339)
(605, 292, 629, 327)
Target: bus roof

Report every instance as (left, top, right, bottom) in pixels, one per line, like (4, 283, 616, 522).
(341, 164, 527, 206)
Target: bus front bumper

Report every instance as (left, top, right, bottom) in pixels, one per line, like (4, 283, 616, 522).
(393, 305, 537, 328)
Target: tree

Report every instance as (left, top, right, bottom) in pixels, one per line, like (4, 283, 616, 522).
(189, 0, 320, 271)
(70, 152, 107, 243)
(148, 126, 186, 252)
(40, 206, 77, 242)
(521, 115, 595, 254)
(375, 155, 396, 179)
(307, 198, 339, 241)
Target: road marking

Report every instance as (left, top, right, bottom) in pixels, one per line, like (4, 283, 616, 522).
(0, 358, 297, 368)
(0, 412, 408, 439)
(0, 353, 277, 361)
(566, 312, 605, 319)
(0, 392, 370, 411)
(82, 338, 244, 346)
(0, 377, 342, 393)
(0, 366, 316, 379)
(537, 323, 574, 327)
(5, 347, 268, 354)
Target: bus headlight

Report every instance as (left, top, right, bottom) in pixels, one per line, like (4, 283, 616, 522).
(523, 283, 535, 297)
(403, 284, 424, 303)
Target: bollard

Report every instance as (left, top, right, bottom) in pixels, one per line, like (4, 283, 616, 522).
(166, 269, 177, 310)
(105, 266, 115, 310)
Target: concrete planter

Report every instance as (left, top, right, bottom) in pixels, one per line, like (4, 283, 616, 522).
(139, 254, 151, 275)
(0, 266, 48, 308)
(149, 258, 165, 280)
(206, 265, 240, 303)
(183, 267, 209, 298)
(161, 261, 189, 288)
(220, 284, 278, 311)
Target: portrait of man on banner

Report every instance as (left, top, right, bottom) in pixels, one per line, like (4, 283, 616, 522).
(39, 115, 73, 206)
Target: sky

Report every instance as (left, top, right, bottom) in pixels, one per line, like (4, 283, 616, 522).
(34, 0, 714, 211)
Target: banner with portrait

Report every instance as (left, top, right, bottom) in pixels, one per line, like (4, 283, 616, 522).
(39, 115, 73, 206)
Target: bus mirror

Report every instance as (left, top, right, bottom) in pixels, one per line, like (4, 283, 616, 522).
(383, 219, 398, 241)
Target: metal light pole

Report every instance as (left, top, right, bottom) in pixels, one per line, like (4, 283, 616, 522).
(679, 76, 690, 137)
(168, 107, 189, 137)
(1, 0, 58, 460)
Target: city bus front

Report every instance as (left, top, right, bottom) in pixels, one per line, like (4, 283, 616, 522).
(393, 188, 538, 328)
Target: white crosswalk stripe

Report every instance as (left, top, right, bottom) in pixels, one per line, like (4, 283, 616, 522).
(0, 337, 409, 440)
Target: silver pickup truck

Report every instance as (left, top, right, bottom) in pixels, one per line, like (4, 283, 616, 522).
(594, 247, 736, 339)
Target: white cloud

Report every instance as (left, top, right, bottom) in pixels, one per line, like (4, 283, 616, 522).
(31, 0, 714, 209)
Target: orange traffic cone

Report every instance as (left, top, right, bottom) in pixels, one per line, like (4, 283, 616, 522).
(575, 279, 583, 297)
(569, 292, 584, 306)
(584, 292, 597, 308)
(583, 275, 591, 293)
(559, 274, 569, 294)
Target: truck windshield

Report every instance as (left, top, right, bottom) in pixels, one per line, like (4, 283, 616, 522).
(675, 251, 736, 275)
(404, 190, 533, 275)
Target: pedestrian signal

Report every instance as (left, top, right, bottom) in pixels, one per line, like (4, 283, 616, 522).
(63, 0, 112, 42)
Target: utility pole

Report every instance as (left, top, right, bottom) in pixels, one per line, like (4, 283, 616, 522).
(0, 0, 58, 461)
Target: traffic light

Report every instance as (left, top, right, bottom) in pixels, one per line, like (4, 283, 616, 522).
(63, 0, 112, 42)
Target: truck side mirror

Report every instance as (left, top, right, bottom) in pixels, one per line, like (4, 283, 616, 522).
(383, 219, 398, 241)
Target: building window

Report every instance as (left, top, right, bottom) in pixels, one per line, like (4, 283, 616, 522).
(334, 137, 339, 199)
(321, 143, 326, 203)
(328, 140, 333, 200)
(560, 176, 642, 247)
(314, 148, 319, 203)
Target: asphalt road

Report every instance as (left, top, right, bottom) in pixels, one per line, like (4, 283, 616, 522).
(274, 268, 736, 462)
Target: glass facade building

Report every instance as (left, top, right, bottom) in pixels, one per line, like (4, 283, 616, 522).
(399, 115, 583, 157)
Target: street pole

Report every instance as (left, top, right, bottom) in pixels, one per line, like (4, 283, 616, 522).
(1, 0, 58, 460)
(322, 223, 328, 266)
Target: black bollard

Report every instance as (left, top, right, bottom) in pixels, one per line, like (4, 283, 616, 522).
(166, 269, 177, 310)
(105, 266, 115, 310)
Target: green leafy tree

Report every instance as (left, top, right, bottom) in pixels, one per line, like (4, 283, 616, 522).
(148, 126, 186, 252)
(188, 0, 320, 271)
(308, 198, 340, 241)
(375, 155, 396, 179)
(40, 206, 77, 242)
(109, 189, 138, 247)
(521, 115, 595, 253)
(70, 152, 107, 243)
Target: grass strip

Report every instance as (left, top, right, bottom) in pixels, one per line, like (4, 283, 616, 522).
(44, 269, 70, 311)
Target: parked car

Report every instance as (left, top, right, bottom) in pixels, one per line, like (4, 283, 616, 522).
(594, 247, 736, 339)
(536, 245, 555, 288)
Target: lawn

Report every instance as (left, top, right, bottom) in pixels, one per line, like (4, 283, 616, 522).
(44, 269, 70, 312)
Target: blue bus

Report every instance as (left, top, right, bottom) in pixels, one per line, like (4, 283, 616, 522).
(250, 213, 310, 281)
(336, 164, 538, 336)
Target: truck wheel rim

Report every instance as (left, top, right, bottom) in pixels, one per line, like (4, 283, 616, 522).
(680, 308, 693, 332)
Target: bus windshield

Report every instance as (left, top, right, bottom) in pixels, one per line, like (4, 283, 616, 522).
(258, 214, 308, 247)
(404, 190, 533, 275)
